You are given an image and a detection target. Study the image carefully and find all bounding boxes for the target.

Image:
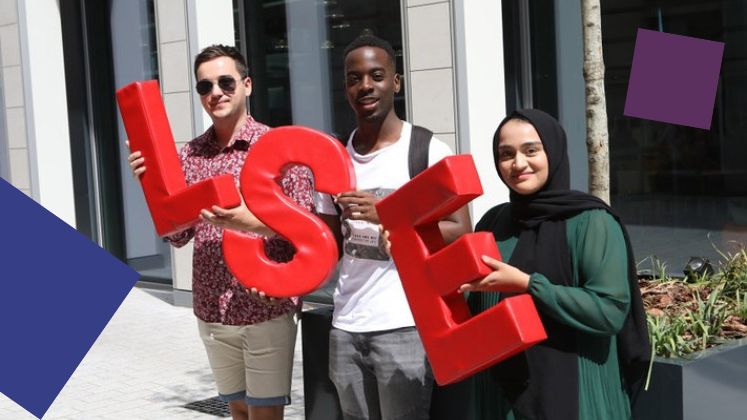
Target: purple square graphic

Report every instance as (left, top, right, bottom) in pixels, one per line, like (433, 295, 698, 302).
(624, 28, 724, 130)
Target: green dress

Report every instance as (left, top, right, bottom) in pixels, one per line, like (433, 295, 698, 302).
(468, 208, 632, 420)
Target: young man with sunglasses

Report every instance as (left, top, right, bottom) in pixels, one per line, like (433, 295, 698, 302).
(127, 44, 312, 420)
(315, 35, 472, 419)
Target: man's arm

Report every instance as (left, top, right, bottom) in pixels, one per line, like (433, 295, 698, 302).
(438, 205, 472, 244)
(319, 213, 343, 259)
(202, 164, 314, 236)
(126, 140, 195, 245)
(425, 137, 472, 243)
(314, 191, 343, 258)
(199, 200, 275, 236)
(339, 191, 472, 250)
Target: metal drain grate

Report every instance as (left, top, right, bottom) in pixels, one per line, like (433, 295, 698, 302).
(183, 396, 231, 417)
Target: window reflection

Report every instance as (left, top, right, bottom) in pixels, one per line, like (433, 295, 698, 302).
(602, 0, 747, 269)
(239, 0, 405, 139)
(110, 0, 171, 283)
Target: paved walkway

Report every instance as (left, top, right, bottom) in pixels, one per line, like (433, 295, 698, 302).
(0, 286, 306, 419)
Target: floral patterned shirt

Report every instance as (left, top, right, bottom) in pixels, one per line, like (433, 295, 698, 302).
(167, 115, 313, 325)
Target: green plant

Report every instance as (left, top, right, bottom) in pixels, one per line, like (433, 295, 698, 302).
(713, 248, 747, 300)
(637, 255, 668, 281)
(689, 285, 730, 351)
(647, 312, 691, 358)
(640, 246, 747, 359)
(735, 290, 747, 320)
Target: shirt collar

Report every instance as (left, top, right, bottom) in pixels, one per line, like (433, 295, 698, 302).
(204, 114, 257, 153)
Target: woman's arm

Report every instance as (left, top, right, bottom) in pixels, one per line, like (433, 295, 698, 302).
(528, 210, 631, 336)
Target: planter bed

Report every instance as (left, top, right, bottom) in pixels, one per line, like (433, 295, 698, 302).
(632, 337, 747, 419)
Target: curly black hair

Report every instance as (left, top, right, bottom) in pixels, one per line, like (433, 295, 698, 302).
(342, 34, 396, 68)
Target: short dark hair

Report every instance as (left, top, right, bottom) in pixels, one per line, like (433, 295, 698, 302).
(343, 34, 397, 68)
(193, 44, 249, 79)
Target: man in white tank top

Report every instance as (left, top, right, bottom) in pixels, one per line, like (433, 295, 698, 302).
(316, 35, 471, 420)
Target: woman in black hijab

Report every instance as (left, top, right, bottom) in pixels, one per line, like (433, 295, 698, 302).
(460, 109, 649, 420)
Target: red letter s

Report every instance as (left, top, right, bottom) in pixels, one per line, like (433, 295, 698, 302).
(222, 127, 356, 298)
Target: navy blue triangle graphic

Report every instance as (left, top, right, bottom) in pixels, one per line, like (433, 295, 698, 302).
(0, 178, 139, 418)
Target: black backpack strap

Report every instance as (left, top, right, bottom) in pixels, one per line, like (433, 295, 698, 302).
(409, 125, 433, 179)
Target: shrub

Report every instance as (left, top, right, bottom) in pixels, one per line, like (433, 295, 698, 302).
(640, 249, 747, 358)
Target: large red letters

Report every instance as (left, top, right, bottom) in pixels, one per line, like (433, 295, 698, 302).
(118, 82, 544, 378)
(116, 81, 241, 236)
(375, 155, 547, 385)
(222, 126, 356, 297)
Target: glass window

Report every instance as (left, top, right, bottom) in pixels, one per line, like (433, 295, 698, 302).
(602, 0, 747, 270)
(237, 0, 405, 139)
(502, 0, 559, 118)
(506, 0, 746, 272)
(110, 0, 172, 283)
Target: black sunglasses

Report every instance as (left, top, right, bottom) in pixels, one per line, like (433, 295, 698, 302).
(195, 75, 240, 96)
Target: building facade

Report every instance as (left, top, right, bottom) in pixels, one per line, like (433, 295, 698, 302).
(0, 0, 745, 300)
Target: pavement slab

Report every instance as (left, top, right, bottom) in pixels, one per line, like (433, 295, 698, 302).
(0, 286, 306, 420)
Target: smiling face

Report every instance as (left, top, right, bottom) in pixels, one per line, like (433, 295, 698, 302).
(344, 46, 400, 122)
(496, 119, 550, 195)
(195, 56, 251, 123)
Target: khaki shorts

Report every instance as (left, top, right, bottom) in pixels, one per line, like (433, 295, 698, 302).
(197, 310, 298, 406)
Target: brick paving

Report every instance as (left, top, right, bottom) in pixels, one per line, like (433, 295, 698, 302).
(0, 286, 306, 419)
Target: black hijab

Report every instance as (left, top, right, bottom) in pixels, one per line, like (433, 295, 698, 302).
(481, 109, 650, 419)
